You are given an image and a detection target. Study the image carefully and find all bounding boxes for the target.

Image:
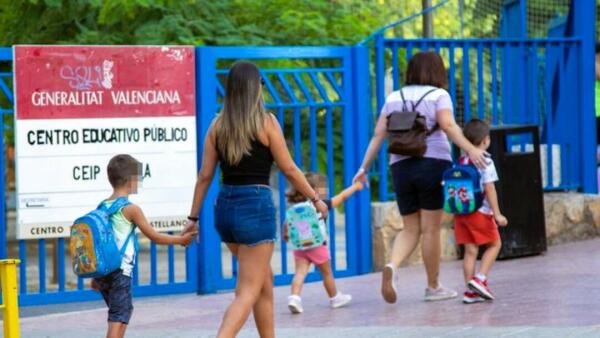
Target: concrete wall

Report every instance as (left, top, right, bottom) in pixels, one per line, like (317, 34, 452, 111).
(371, 193, 600, 272)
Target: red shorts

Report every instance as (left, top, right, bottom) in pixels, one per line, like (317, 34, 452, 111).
(293, 245, 331, 266)
(454, 212, 500, 245)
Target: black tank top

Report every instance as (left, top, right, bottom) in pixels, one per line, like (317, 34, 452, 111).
(217, 138, 274, 186)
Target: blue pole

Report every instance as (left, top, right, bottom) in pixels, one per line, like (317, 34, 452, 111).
(374, 34, 388, 202)
(195, 47, 221, 293)
(352, 46, 373, 274)
(571, 0, 597, 193)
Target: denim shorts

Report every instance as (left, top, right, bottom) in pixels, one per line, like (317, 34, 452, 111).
(215, 185, 277, 246)
(391, 157, 452, 215)
(94, 269, 133, 324)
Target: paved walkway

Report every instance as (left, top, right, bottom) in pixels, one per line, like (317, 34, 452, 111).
(18, 239, 600, 337)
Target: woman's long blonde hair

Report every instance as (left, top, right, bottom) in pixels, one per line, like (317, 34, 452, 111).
(214, 61, 267, 165)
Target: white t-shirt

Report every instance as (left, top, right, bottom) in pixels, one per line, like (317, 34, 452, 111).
(459, 156, 499, 215)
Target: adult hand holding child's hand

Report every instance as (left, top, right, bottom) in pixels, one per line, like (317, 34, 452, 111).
(180, 230, 198, 247)
(314, 200, 329, 220)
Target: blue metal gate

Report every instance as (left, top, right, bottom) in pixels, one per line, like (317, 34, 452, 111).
(195, 46, 372, 293)
(372, 35, 592, 201)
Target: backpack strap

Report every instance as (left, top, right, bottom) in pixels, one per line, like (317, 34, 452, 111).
(412, 88, 438, 111)
(99, 196, 131, 216)
(119, 224, 137, 255)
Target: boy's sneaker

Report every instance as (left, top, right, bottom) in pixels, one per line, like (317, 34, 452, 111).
(330, 292, 352, 309)
(288, 295, 303, 314)
(462, 291, 486, 304)
(468, 276, 495, 300)
(424, 285, 458, 301)
(381, 263, 398, 304)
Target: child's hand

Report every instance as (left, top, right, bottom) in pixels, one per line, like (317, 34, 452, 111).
(354, 181, 364, 191)
(90, 279, 100, 291)
(495, 214, 508, 227)
(180, 230, 198, 247)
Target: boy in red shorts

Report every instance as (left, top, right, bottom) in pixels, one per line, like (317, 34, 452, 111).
(455, 119, 508, 304)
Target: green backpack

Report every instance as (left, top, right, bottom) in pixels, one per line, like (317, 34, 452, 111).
(286, 201, 328, 250)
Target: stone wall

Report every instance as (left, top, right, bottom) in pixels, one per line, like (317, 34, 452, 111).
(371, 193, 600, 272)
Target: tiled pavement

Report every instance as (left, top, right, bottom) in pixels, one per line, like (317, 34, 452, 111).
(18, 239, 600, 337)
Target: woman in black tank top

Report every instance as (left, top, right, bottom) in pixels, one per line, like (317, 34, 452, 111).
(184, 61, 328, 338)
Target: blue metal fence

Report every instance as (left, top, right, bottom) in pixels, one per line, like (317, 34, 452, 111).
(196, 46, 371, 294)
(372, 35, 589, 201)
(0, 46, 372, 305)
(0, 1, 594, 305)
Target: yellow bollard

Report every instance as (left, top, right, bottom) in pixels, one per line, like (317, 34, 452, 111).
(0, 259, 20, 338)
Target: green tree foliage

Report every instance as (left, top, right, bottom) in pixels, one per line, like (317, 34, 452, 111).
(0, 0, 407, 46)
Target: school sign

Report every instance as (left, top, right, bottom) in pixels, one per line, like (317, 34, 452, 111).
(14, 45, 197, 239)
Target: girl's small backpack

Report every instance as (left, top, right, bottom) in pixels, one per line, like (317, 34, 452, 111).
(69, 197, 136, 278)
(442, 158, 484, 215)
(286, 201, 328, 250)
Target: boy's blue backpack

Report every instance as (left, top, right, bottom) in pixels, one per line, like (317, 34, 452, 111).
(69, 197, 136, 278)
(442, 161, 484, 215)
(286, 201, 328, 251)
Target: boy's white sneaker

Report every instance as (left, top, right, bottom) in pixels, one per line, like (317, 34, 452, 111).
(288, 295, 303, 314)
(330, 292, 352, 309)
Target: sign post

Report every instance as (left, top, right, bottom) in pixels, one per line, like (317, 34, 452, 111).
(14, 45, 197, 240)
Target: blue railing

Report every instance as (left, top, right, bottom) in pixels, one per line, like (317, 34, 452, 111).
(373, 35, 587, 201)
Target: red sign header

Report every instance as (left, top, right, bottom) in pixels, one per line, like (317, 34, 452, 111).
(15, 45, 195, 119)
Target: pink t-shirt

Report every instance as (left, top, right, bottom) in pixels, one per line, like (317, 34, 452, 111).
(382, 85, 454, 164)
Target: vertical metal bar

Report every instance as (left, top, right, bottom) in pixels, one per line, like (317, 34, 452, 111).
(500, 42, 510, 124)
(463, 44, 471, 122)
(38, 239, 46, 293)
(277, 108, 288, 276)
(375, 34, 388, 201)
(407, 41, 414, 60)
(491, 43, 499, 125)
(132, 255, 139, 286)
(0, 104, 6, 260)
(392, 43, 400, 91)
(342, 49, 357, 273)
(352, 46, 373, 274)
(150, 241, 157, 285)
(231, 255, 238, 278)
(57, 238, 65, 292)
(196, 47, 221, 293)
(519, 41, 527, 124)
(530, 43, 539, 125)
(168, 242, 175, 284)
(293, 107, 302, 167)
(310, 107, 317, 172)
(477, 43, 485, 120)
(449, 44, 456, 104)
(18, 240, 26, 294)
(573, 0, 596, 192)
(326, 107, 336, 271)
(545, 44, 554, 189)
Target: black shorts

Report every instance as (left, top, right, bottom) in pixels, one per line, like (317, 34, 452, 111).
(391, 157, 452, 215)
(94, 269, 133, 324)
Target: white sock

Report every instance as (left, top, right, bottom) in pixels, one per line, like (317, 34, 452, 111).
(330, 292, 341, 301)
(475, 273, 487, 281)
(289, 294, 301, 301)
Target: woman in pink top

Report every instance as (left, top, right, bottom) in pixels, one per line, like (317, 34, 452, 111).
(353, 52, 487, 303)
